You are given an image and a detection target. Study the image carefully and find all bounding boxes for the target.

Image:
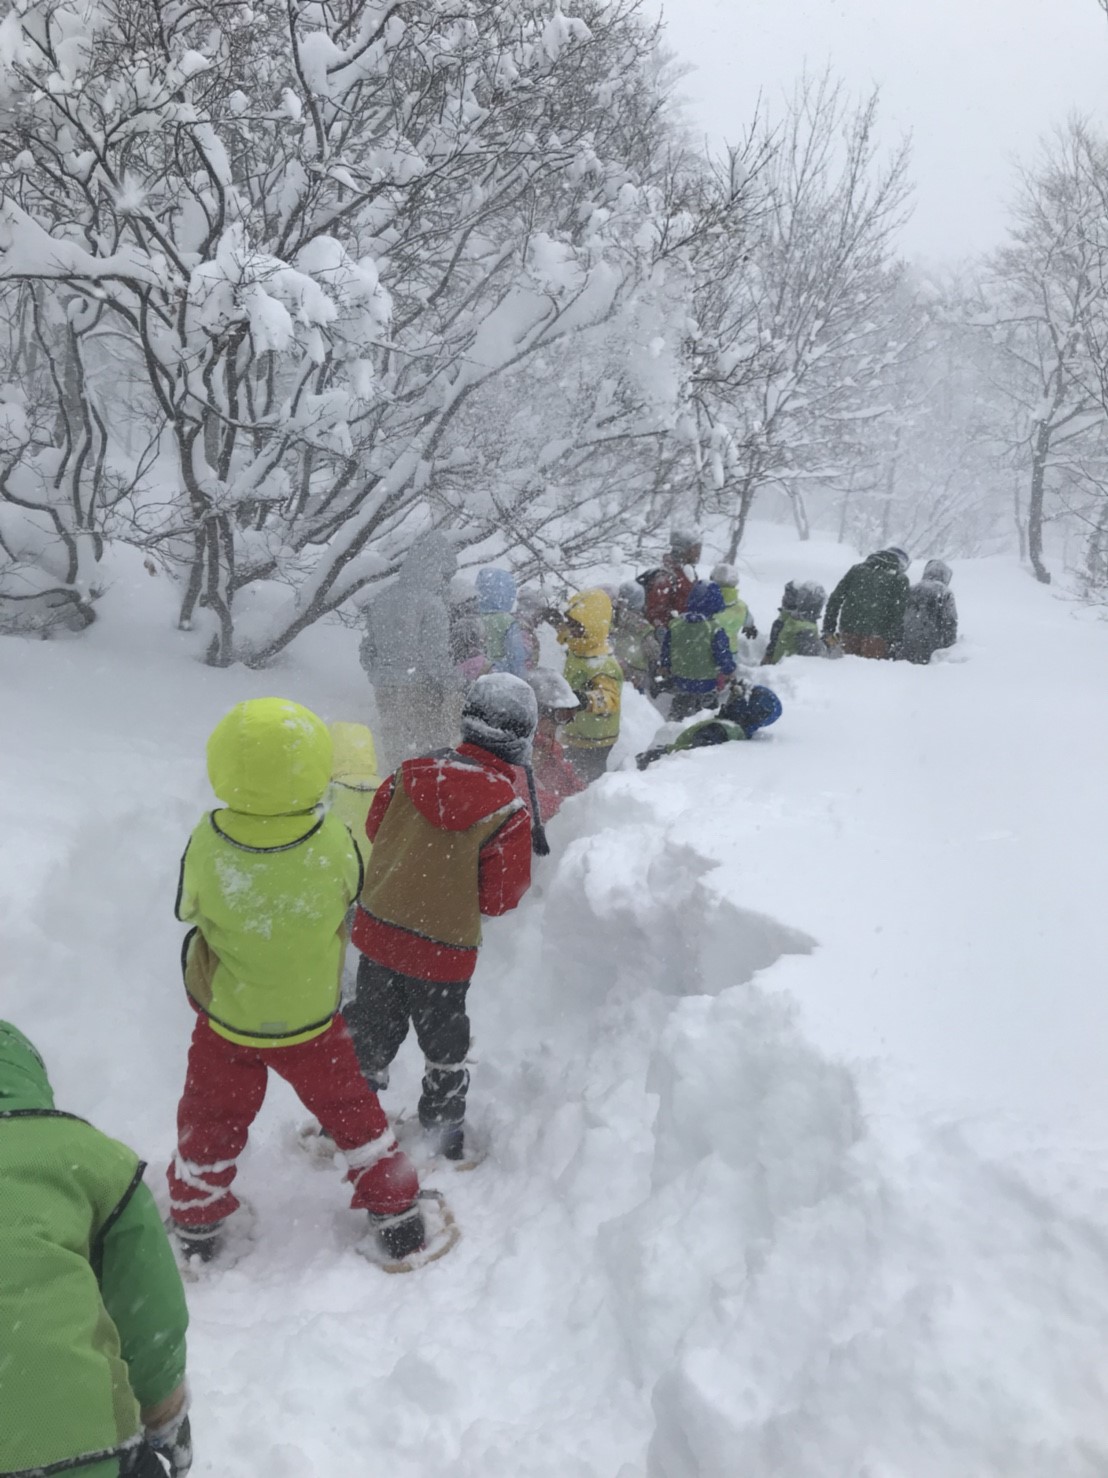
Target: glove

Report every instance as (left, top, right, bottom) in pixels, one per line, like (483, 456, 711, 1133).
(744, 623, 759, 640)
(144, 1389, 192, 1478)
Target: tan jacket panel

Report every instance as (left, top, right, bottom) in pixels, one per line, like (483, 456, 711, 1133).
(360, 779, 515, 949)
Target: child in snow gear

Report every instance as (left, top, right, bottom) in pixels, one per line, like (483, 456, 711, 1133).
(763, 582, 829, 664)
(558, 588, 624, 784)
(473, 567, 530, 678)
(900, 559, 958, 664)
(711, 563, 758, 656)
(637, 680, 783, 768)
(328, 721, 381, 871)
(168, 699, 423, 1266)
(641, 527, 702, 629)
(346, 674, 539, 1164)
(660, 580, 737, 721)
(610, 581, 659, 694)
(360, 532, 460, 769)
(823, 548, 910, 659)
(527, 667, 586, 818)
(0, 1021, 192, 1478)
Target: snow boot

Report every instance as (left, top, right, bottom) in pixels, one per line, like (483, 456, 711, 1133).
(368, 1203, 426, 1262)
(429, 1122, 466, 1162)
(173, 1219, 224, 1265)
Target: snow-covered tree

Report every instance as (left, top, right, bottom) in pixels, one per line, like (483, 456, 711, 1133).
(981, 122, 1108, 584)
(827, 271, 1014, 561)
(687, 76, 913, 558)
(0, 0, 695, 661)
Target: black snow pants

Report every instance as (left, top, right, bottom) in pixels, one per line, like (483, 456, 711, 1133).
(345, 957, 471, 1128)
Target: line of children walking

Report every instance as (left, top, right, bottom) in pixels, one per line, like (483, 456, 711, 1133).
(1, 532, 963, 1478)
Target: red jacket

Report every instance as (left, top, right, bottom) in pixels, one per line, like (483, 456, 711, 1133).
(644, 556, 695, 629)
(351, 743, 533, 982)
(532, 731, 585, 818)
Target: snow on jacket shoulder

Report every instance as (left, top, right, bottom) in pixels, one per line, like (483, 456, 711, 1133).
(352, 744, 532, 982)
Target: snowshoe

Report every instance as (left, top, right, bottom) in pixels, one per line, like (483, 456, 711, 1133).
(394, 1113, 489, 1173)
(168, 1202, 256, 1278)
(358, 1189, 459, 1273)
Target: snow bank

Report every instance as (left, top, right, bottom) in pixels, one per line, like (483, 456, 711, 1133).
(487, 774, 1108, 1477)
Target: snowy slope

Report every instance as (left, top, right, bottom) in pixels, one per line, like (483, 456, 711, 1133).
(3, 534, 1108, 1476)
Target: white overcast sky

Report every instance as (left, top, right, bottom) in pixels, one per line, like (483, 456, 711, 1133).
(649, 0, 1108, 262)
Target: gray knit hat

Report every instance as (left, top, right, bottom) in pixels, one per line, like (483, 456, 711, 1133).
(461, 673, 539, 765)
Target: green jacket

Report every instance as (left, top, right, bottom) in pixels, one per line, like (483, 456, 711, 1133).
(0, 1023, 188, 1478)
(610, 610, 655, 679)
(671, 718, 748, 751)
(764, 612, 824, 664)
(824, 552, 909, 641)
(180, 699, 362, 1048)
(667, 618, 722, 682)
(563, 651, 623, 748)
(716, 585, 751, 654)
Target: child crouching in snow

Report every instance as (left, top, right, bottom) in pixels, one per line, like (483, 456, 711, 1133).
(167, 698, 424, 1265)
(637, 679, 782, 768)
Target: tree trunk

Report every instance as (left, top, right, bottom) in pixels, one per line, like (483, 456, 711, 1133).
(1012, 478, 1027, 563)
(879, 442, 898, 544)
(726, 474, 758, 561)
(1027, 421, 1052, 585)
(837, 473, 854, 546)
(790, 487, 810, 541)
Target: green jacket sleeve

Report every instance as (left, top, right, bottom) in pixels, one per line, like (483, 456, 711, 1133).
(823, 569, 853, 635)
(98, 1178, 189, 1411)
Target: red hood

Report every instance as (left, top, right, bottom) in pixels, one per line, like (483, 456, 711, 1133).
(397, 744, 522, 832)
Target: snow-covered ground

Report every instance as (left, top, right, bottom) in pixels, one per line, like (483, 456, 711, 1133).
(4, 528, 1108, 1476)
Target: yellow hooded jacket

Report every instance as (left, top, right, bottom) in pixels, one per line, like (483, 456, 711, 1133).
(177, 699, 362, 1048)
(559, 589, 623, 749)
(328, 721, 381, 871)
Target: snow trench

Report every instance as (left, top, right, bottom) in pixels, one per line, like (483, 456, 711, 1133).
(7, 719, 1108, 1476)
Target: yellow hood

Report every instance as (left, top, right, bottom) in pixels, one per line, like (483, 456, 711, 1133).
(329, 721, 379, 786)
(207, 698, 332, 816)
(563, 588, 613, 657)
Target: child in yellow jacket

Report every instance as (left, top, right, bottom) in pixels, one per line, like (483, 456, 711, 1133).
(328, 721, 381, 871)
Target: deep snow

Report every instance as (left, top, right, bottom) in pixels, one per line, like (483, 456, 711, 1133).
(3, 529, 1108, 1476)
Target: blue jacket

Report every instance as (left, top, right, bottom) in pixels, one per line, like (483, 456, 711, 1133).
(661, 582, 737, 693)
(475, 568, 528, 676)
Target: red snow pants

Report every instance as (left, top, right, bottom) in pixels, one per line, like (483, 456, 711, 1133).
(167, 1015, 418, 1227)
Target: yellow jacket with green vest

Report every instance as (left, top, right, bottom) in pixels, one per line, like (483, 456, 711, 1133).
(328, 721, 381, 871)
(559, 588, 623, 750)
(177, 699, 362, 1050)
(716, 582, 753, 653)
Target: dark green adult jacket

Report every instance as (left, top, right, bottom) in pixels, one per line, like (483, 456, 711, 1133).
(0, 1023, 189, 1478)
(824, 552, 909, 642)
